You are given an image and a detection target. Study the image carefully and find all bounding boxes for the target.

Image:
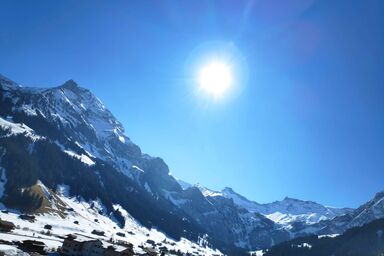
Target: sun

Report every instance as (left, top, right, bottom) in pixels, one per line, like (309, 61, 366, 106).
(198, 61, 233, 97)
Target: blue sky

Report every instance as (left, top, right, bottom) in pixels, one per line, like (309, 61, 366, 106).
(1, 0, 384, 207)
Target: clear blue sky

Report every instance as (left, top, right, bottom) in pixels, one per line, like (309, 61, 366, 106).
(1, 0, 383, 208)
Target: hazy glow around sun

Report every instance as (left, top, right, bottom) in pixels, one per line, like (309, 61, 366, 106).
(198, 61, 233, 97)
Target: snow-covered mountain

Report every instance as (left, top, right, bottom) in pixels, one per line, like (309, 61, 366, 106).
(306, 190, 384, 236)
(1, 74, 283, 253)
(0, 75, 142, 178)
(185, 182, 351, 226)
(190, 184, 353, 241)
(1, 74, 383, 254)
(0, 74, 219, 251)
(175, 181, 355, 248)
(220, 187, 352, 225)
(348, 191, 384, 228)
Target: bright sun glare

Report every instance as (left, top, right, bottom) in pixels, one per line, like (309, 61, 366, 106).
(199, 61, 233, 97)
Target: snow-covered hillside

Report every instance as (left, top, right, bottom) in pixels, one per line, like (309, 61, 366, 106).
(0, 181, 221, 255)
(0, 116, 43, 141)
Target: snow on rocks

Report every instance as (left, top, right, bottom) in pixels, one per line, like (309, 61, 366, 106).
(197, 185, 223, 198)
(0, 117, 43, 141)
(63, 150, 95, 166)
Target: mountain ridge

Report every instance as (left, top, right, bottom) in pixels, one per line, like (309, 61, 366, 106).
(1, 74, 383, 254)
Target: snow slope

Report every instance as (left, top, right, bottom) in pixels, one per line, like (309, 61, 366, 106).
(0, 117, 43, 141)
(0, 181, 222, 256)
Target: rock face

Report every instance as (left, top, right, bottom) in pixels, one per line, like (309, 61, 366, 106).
(0, 74, 381, 253)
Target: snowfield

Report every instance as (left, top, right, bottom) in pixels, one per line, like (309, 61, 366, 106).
(0, 182, 222, 256)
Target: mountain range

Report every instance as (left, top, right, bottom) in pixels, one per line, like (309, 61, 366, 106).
(1, 74, 384, 255)
(259, 218, 384, 256)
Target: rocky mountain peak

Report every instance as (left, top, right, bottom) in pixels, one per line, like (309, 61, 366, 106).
(281, 196, 305, 203)
(373, 191, 384, 201)
(222, 187, 235, 193)
(60, 79, 79, 91)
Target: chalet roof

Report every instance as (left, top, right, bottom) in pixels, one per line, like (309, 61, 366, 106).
(66, 233, 100, 243)
(100, 241, 127, 252)
(65, 233, 131, 252)
(22, 240, 46, 247)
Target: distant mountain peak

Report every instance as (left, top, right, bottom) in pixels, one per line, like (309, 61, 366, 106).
(196, 185, 223, 197)
(222, 187, 234, 192)
(282, 196, 302, 202)
(60, 79, 80, 91)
